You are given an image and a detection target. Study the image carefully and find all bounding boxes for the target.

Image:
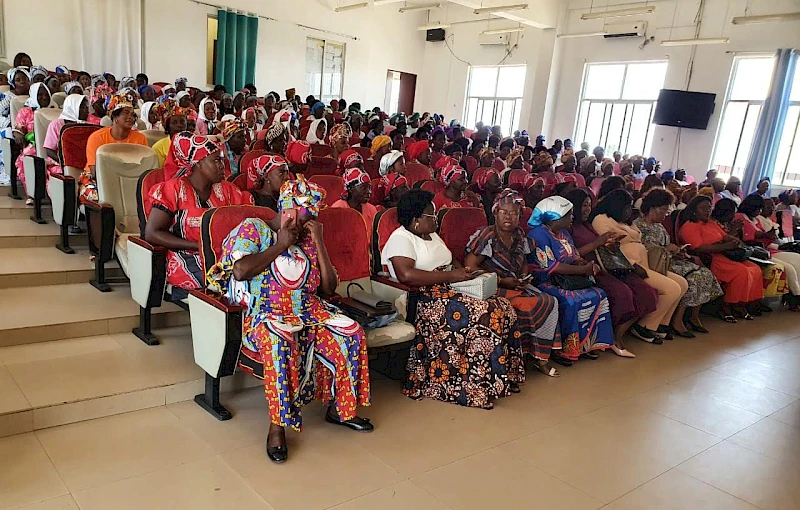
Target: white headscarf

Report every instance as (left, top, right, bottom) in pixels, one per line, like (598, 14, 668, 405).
(198, 97, 216, 122)
(175, 90, 190, 105)
(306, 117, 327, 144)
(140, 101, 161, 130)
(379, 150, 403, 176)
(60, 94, 87, 122)
(528, 195, 574, 227)
(25, 82, 54, 109)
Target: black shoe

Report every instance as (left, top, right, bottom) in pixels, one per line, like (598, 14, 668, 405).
(631, 323, 662, 344)
(672, 328, 696, 338)
(687, 321, 709, 333)
(758, 302, 773, 313)
(580, 352, 599, 360)
(266, 432, 288, 463)
(326, 407, 374, 432)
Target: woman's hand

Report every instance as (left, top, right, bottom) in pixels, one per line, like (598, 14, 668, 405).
(304, 219, 324, 245)
(666, 243, 681, 255)
(447, 267, 477, 283)
(499, 276, 527, 290)
(276, 218, 299, 251)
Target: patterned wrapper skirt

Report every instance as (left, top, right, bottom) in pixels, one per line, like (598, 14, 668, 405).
(498, 288, 561, 362)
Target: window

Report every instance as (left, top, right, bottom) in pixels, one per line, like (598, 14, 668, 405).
(464, 65, 526, 137)
(710, 56, 776, 181)
(305, 38, 345, 103)
(772, 64, 800, 187)
(575, 61, 668, 156)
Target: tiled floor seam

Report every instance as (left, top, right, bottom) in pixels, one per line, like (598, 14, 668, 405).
(675, 467, 770, 510)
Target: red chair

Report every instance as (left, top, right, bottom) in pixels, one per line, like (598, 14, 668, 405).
(152, 85, 163, 96)
(354, 147, 372, 161)
(520, 206, 533, 235)
(309, 175, 344, 206)
(228, 173, 248, 191)
(505, 169, 529, 188)
(310, 144, 333, 158)
(364, 158, 380, 179)
(318, 207, 371, 282)
(437, 208, 488, 265)
(239, 150, 267, 176)
(633, 178, 644, 191)
(418, 180, 444, 195)
(430, 152, 444, 168)
(404, 162, 431, 187)
(306, 156, 336, 177)
(463, 156, 479, 178)
(372, 207, 400, 275)
(152, 81, 170, 87)
(252, 139, 266, 151)
(403, 137, 414, 150)
(369, 178, 385, 206)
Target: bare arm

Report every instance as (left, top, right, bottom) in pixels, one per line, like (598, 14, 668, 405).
(306, 220, 337, 296)
(390, 256, 472, 287)
(144, 208, 197, 251)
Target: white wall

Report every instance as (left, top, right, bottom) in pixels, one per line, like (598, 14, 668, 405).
(4, 0, 80, 68)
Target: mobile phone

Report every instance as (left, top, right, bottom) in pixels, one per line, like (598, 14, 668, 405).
(281, 209, 297, 228)
(679, 244, 691, 251)
(520, 274, 533, 282)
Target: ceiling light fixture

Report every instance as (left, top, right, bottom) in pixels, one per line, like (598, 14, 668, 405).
(557, 31, 608, 39)
(661, 37, 730, 46)
(417, 22, 451, 30)
(473, 3, 528, 15)
(481, 26, 525, 35)
(731, 12, 800, 24)
(399, 3, 440, 13)
(334, 2, 368, 12)
(581, 6, 655, 20)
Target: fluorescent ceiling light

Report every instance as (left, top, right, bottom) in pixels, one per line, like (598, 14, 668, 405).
(661, 37, 730, 47)
(417, 22, 451, 30)
(581, 6, 655, 20)
(399, 3, 440, 13)
(334, 2, 368, 12)
(557, 31, 607, 39)
(731, 12, 800, 24)
(474, 3, 528, 15)
(481, 26, 525, 35)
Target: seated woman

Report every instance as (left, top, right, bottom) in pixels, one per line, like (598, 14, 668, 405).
(567, 188, 657, 357)
(370, 134, 392, 162)
(246, 154, 289, 210)
(305, 117, 327, 145)
(329, 123, 352, 162)
(153, 103, 188, 171)
(14, 82, 56, 202)
(331, 167, 378, 239)
(679, 196, 764, 322)
(592, 189, 687, 341)
(737, 194, 800, 309)
(81, 91, 148, 203)
(382, 173, 409, 208)
(432, 163, 481, 210)
(196, 97, 217, 135)
(42, 94, 89, 192)
(145, 133, 253, 299)
(285, 140, 311, 175)
(240, 107, 257, 147)
(526, 196, 615, 361)
(0, 67, 31, 185)
(218, 119, 248, 176)
(376, 150, 406, 204)
(140, 101, 161, 130)
(382, 189, 521, 407)
(207, 177, 372, 463)
(634, 189, 723, 335)
(465, 189, 562, 377)
(474, 169, 502, 223)
(406, 140, 432, 167)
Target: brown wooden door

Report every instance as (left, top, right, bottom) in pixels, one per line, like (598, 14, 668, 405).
(398, 72, 417, 114)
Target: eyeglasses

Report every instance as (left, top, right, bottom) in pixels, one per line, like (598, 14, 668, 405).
(421, 213, 438, 221)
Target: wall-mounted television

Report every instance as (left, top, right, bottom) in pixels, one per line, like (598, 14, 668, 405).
(653, 89, 716, 130)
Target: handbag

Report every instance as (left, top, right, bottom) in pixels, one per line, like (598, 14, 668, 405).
(450, 272, 498, 300)
(334, 282, 397, 326)
(646, 246, 671, 275)
(548, 273, 595, 290)
(724, 245, 754, 262)
(595, 245, 634, 278)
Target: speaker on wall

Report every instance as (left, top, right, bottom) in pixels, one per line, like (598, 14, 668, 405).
(426, 28, 445, 42)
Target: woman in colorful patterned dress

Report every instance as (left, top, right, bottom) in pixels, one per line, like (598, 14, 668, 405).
(145, 133, 253, 300)
(13, 82, 56, 202)
(207, 177, 372, 464)
(526, 196, 615, 361)
(381, 189, 521, 408)
(465, 189, 562, 377)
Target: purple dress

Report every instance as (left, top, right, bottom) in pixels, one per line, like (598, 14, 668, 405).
(571, 223, 658, 326)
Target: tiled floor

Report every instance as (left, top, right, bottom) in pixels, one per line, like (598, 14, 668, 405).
(1, 312, 799, 509)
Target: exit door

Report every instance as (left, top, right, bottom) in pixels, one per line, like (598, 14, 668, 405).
(385, 70, 417, 115)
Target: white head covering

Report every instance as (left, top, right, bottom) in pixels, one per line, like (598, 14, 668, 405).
(62, 81, 83, 95)
(140, 101, 160, 130)
(7, 67, 31, 93)
(379, 150, 404, 176)
(198, 97, 216, 122)
(175, 90, 190, 104)
(29, 66, 48, 82)
(220, 114, 236, 123)
(60, 94, 87, 122)
(25, 82, 53, 109)
(528, 195, 574, 227)
(306, 117, 327, 144)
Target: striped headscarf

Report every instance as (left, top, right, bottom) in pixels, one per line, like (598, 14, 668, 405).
(342, 167, 371, 199)
(247, 154, 287, 190)
(440, 163, 465, 187)
(492, 188, 524, 215)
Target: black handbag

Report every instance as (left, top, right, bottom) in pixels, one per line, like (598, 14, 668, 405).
(334, 283, 397, 326)
(595, 245, 634, 278)
(724, 245, 754, 262)
(549, 273, 595, 290)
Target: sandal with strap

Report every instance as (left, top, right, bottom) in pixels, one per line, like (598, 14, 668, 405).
(534, 363, 560, 377)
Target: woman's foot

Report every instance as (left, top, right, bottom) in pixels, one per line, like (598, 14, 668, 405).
(325, 407, 374, 432)
(534, 361, 560, 377)
(687, 319, 709, 333)
(656, 325, 674, 340)
(550, 354, 574, 367)
(669, 324, 695, 338)
(266, 424, 287, 464)
(734, 305, 755, 320)
(757, 302, 773, 313)
(509, 382, 522, 392)
(611, 345, 636, 358)
(580, 352, 599, 360)
(630, 323, 662, 344)
(25, 198, 33, 206)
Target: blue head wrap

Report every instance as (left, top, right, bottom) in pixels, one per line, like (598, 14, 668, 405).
(527, 196, 574, 227)
(661, 170, 675, 183)
(311, 101, 325, 113)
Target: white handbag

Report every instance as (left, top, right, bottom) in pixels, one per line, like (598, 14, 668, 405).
(450, 272, 498, 300)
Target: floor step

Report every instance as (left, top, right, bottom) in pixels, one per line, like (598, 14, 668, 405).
(0, 283, 188, 347)
(0, 327, 261, 436)
(0, 195, 52, 220)
(0, 219, 86, 249)
(0, 246, 123, 288)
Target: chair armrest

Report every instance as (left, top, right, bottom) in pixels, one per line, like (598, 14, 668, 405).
(371, 274, 417, 293)
(128, 235, 166, 253)
(127, 236, 167, 308)
(189, 289, 243, 313)
(84, 200, 115, 261)
(188, 289, 243, 378)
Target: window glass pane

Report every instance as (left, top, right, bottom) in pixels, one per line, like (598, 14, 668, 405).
(496, 65, 527, 97)
(790, 69, 800, 101)
(731, 104, 762, 178)
(782, 123, 800, 186)
(622, 62, 668, 100)
(468, 67, 498, 97)
(479, 100, 494, 127)
(513, 98, 523, 133)
(627, 103, 652, 156)
(712, 102, 748, 175)
(583, 102, 606, 148)
(465, 98, 479, 131)
(604, 103, 627, 154)
(730, 57, 775, 101)
(774, 105, 799, 185)
(583, 64, 625, 100)
(305, 38, 324, 97)
(618, 104, 633, 155)
(497, 99, 514, 135)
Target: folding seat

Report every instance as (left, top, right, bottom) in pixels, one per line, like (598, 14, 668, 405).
(51, 92, 67, 108)
(354, 147, 371, 161)
(22, 107, 61, 223)
(84, 144, 158, 291)
(0, 84, 9, 94)
(369, 178, 384, 206)
(238, 149, 267, 175)
(437, 207, 488, 265)
(370, 207, 420, 323)
(50, 124, 101, 253)
(310, 143, 332, 158)
(504, 169, 528, 188)
(139, 129, 168, 148)
(228, 173, 247, 190)
(2, 95, 28, 199)
(305, 156, 336, 177)
(404, 162, 432, 187)
(308, 174, 344, 207)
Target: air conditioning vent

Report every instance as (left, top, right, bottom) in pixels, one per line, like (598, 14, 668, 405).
(603, 21, 647, 38)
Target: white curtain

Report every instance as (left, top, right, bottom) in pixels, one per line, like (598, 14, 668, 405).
(77, 0, 142, 77)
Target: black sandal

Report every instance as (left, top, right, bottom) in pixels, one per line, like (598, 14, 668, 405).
(721, 315, 737, 323)
(551, 355, 573, 367)
(326, 407, 374, 432)
(509, 382, 522, 393)
(687, 320, 709, 333)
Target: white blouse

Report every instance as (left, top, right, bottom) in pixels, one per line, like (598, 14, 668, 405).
(381, 226, 453, 280)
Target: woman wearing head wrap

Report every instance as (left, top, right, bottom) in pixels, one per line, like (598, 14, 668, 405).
(119, 76, 137, 90)
(285, 140, 311, 174)
(196, 97, 218, 135)
(329, 122, 352, 161)
(239, 107, 257, 147)
(217, 118, 248, 177)
(152, 101, 189, 171)
(378, 150, 404, 177)
(245, 154, 289, 211)
(331, 167, 378, 241)
(44, 75, 61, 95)
(138, 84, 156, 104)
(219, 93, 234, 117)
(63, 81, 83, 95)
(431, 162, 481, 211)
(146, 133, 253, 298)
(29, 66, 48, 84)
(473, 168, 502, 223)
(306, 117, 327, 145)
(55, 65, 71, 82)
(381, 188, 520, 406)
(0, 67, 31, 130)
(526, 195, 614, 362)
(430, 127, 447, 167)
(464, 189, 562, 376)
(263, 119, 289, 155)
(336, 149, 364, 176)
(382, 172, 409, 208)
(506, 147, 524, 171)
(44, 94, 89, 164)
(174, 77, 188, 91)
(140, 101, 162, 130)
(12, 82, 55, 200)
(207, 176, 373, 462)
(406, 140, 431, 166)
(80, 91, 147, 203)
(369, 134, 391, 161)
(175, 90, 192, 109)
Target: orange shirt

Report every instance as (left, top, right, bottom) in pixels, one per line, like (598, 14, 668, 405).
(85, 127, 148, 171)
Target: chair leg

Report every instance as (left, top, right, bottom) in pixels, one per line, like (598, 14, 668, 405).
(29, 159, 46, 224)
(89, 257, 111, 292)
(56, 222, 74, 254)
(132, 306, 159, 346)
(7, 161, 22, 200)
(194, 373, 232, 421)
(30, 196, 45, 224)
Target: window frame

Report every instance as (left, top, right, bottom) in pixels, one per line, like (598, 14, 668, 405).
(463, 64, 527, 136)
(573, 60, 668, 156)
(305, 37, 346, 103)
(771, 65, 800, 187)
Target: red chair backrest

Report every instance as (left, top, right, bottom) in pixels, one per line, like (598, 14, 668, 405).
(405, 162, 431, 186)
(318, 207, 370, 282)
(633, 178, 644, 191)
(520, 206, 533, 235)
(354, 147, 372, 160)
(136, 168, 167, 236)
(306, 156, 336, 177)
(228, 173, 248, 191)
(200, 205, 276, 276)
(239, 150, 267, 177)
(59, 124, 102, 169)
(153, 81, 169, 87)
(369, 178, 385, 206)
(438, 207, 488, 265)
(152, 85, 163, 96)
(403, 137, 414, 150)
(372, 207, 400, 274)
(309, 175, 344, 206)
(252, 139, 266, 151)
(430, 152, 444, 168)
(310, 144, 333, 158)
(463, 156, 479, 178)
(419, 180, 444, 194)
(506, 169, 529, 188)
(364, 158, 380, 179)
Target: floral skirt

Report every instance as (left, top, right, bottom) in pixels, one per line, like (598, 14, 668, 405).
(498, 287, 561, 361)
(670, 258, 723, 307)
(404, 284, 520, 410)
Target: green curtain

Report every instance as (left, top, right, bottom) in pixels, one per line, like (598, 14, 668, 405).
(215, 10, 258, 92)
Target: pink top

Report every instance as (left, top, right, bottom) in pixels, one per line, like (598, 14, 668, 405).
(13, 107, 35, 135)
(87, 114, 102, 126)
(43, 118, 67, 152)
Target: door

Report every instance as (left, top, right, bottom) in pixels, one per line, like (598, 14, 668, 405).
(385, 70, 417, 115)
